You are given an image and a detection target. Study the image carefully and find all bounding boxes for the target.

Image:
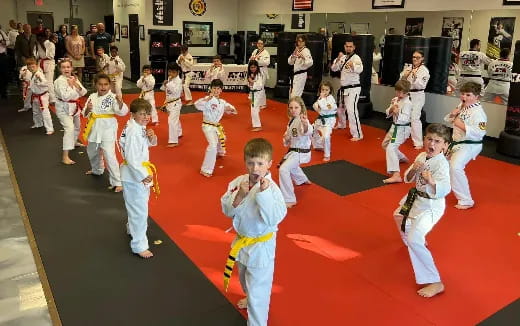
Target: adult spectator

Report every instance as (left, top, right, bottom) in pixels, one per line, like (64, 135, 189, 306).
(32, 18, 45, 36)
(15, 24, 37, 67)
(65, 25, 86, 82)
(0, 25, 9, 99)
(55, 24, 68, 61)
(85, 24, 97, 56)
(7, 20, 18, 81)
(89, 23, 112, 57)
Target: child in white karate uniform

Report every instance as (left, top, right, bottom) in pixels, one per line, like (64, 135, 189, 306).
(288, 35, 313, 97)
(35, 34, 56, 103)
(279, 96, 313, 208)
(221, 138, 287, 326)
(249, 39, 270, 109)
(26, 58, 54, 134)
(393, 123, 451, 298)
(106, 46, 126, 98)
(311, 81, 337, 161)
(382, 80, 412, 184)
(95, 46, 110, 73)
(205, 55, 226, 85)
(83, 73, 129, 192)
(160, 63, 183, 147)
(120, 98, 158, 259)
(18, 65, 33, 112)
(248, 60, 264, 131)
(54, 58, 87, 164)
(194, 79, 237, 177)
(444, 82, 487, 210)
(136, 65, 158, 124)
(176, 45, 194, 105)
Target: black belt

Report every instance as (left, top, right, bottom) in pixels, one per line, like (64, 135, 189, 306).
(293, 69, 308, 76)
(410, 89, 424, 92)
(460, 74, 481, 78)
(340, 84, 361, 90)
(489, 78, 509, 82)
(289, 147, 311, 153)
(399, 188, 431, 232)
(337, 84, 361, 106)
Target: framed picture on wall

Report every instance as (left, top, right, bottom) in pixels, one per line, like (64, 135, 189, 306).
(350, 23, 369, 34)
(139, 25, 145, 40)
(183, 21, 213, 47)
(372, 0, 405, 9)
(114, 23, 120, 41)
(121, 25, 128, 38)
(327, 22, 346, 34)
(259, 24, 285, 47)
(503, 0, 520, 5)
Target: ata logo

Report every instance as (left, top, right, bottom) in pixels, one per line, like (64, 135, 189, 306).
(189, 0, 207, 16)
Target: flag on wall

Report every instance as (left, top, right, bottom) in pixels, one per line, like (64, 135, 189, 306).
(292, 0, 313, 11)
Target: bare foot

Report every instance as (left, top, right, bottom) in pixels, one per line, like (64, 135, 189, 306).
(417, 282, 444, 298)
(323, 157, 330, 162)
(302, 180, 312, 185)
(237, 297, 248, 309)
(114, 186, 123, 193)
(350, 137, 362, 142)
(455, 204, 473, 210)
(286, 202, 296, 208)
(62, 159, 76, 165)
(383, 175, 403, 184)
(75, 142, 86, 147)
(217, 153, 226, 158)
(185, 101, 194, 105)
(135, 249, 154, 259)
(46, 131, 54, 135)
(167, 143, 179, 147)
(251, 127, 263, 132)
(200, 171, 212, 178)
(85, 170, 94, 175)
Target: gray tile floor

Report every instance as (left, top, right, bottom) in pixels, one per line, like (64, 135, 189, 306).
(0, 144, 52, 325)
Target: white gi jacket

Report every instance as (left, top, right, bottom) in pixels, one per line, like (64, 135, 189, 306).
(486, 59, 512, 93)
(83, 91, 129, 143)
(283, 117, 313, 164)
(386, 96, 412, 124)
(205, 65, 225, 82)
(19, 65, 32, 82)
(400, 152, 451, 218)
(288, 47, 313, 73)
(459, 51, 491, 76)
(106, 56, 126, 81)
(444, 102, 487, 158)
(221, 173, 287, 267)
(54, 75, 87, 116)
(400, 64, 430, 91)
(119, 118, 158, 184)
(29, 69, 48, 94)
(160, 76, 183, 105)
(176, 53, 194, 72)
(313, 95, 338, 128)
(35, 41, 55, 64)
(96, 53, 110, 73)
(249, 48, 270, 79)
(331, 53, 363, 86)
(248, 73, 264, 98)
(137, 74, 155, 92)
(195, 96, 235, 123)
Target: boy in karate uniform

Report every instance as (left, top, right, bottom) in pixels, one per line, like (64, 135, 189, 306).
(136, 65, 158, 124)
(27, 57, 54, 134)
(18, 64, 33, 112)
(205, 55, 225, 87)
(160, 63, 183, 147)
(221, 138, 287, 326)
(106, 46, 126, 98)
(176, 45, 194, 105)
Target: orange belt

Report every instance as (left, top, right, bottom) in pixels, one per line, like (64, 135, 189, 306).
(31, 91, 48, 110)
(57, 98, 83, 115)
(39, 58, 50, 71)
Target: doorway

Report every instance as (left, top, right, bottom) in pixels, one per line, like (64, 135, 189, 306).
(27, 12, 54, 32)
(129, 14, 140, 82)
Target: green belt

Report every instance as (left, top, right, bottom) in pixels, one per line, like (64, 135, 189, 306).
(390, 122, 411, 143)
(318, 113, 336, 125)
(447, 139, 483, 153)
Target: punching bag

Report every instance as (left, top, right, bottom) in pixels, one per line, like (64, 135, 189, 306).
(149, 31, 168, 57)
(246, 32, 259, 63)
(497, 40, 520, 157)
(426, 37, 452, 95)
(233, 32, 245, 64)
(167, 31, 182, 62)
(217, 31, 231, 56)
(276, 32, 297, 86)
(303, 32, 324, 92)
(352, 34, 374, 102)
(381, 35, 404, 85)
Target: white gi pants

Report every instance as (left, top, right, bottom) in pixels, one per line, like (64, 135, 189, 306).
(201, 124, 225, 175)
(23, 88, 32, 109)
(122, 181, 150, 254)
(250, 91, 264, 128)
(394, 210, 442, 284)
(338, 87, 363, 139)
(111, 78, 123, 98)
(382, 125, 410, 173)
(238, 261, 275, 326)
(142, 92, 158, 123)
(409, 91, 425, 147)
(31, 94, 54, 133)
(279, 151, 310, 203)
(86, 141, 122, 187)
(183, 72, 194, 101)
(167, 102, 183, 144)
(43, 61, 56, 103)
(449, 144, 482, 206)
(482, 81, 509, 104)
(290, 72, 306, 97)
(259, 72, 267, 107)
(312, 122, 334, 158)
(57, 113, 80, 150)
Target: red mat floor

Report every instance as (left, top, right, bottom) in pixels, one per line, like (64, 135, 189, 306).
(114, 91, 519, 325)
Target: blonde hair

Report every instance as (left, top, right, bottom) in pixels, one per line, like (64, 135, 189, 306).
(287, 96, 307, 118)
(244, 138, 273, 160)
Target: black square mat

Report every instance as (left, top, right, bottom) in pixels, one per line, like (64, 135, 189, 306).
(302, 160, 387, 196)
(477, 298, 520, 326)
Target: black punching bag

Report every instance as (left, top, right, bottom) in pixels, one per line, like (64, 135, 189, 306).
(246, 32, 259, 63)
(233, 32, 245, 64)
(497, 40, 520, 157)
(149, 31, 168, 57)
(303, 32, 324, 92)
(381, 35, 404, 85)
(426, 37, 452, 94)
(276, 32, 297, 86)
(217, 31, 231, 56)
(352, 34, 374, 102)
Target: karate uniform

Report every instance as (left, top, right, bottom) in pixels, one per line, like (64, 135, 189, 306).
(19, 65, 33, 111)
(279, 117, 313, 204)
(205, 65, 225, 85)
(83, 91, 129, 187)
(35, 40, 56, 103)
(160, 76, 183, 144)
(249, 48, 270, 107)
(221, 173, 287, 326)
(382, 96, 412, 173)
(483, 59, 512, 104)
(288, 47, 313, 97)
(394, 152, 451, 284)
(311, 95, 337, 158)
(136, 74, 158, 123)
(54, 75, 87, 150)
(96, 53, 110, 73)
(195, 96, 236, 175)
(444, 102, 487, 207)
(176, 52, 194, 101)
(248, 73, 264, 128)
(447, 63, 460, 94)
(106, 55, 126, 98)
(458, 50, 491, 89)
(29, 68, 54, 133)
(331, 53, 364, 138)
(120, 118, 158, 254)
(400, 64, 430, 147)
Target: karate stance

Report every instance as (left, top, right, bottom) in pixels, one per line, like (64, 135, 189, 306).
(247, 60, 264, 131)
(311, 81, 337, 161)
(249, 39, 270, 108)
(136, 65, 158, 124)
(176, 45, 194, 105)
(26, 57, 54, 135)
(160, 63, 183, 147)
(288, 34, 313, 97)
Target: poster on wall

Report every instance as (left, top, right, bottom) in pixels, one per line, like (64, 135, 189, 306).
(259, 24, 285, 47)
(153, 0, 173, 25)
(487, 17, 515, 59)
(291, 14, 305, 29)
(441, 17, 464, 57)
(405, 17, 424, 36)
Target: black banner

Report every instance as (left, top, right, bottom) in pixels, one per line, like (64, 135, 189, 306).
(153, 0, 173, 26)
(505, 40, 520, 135)
(291, 14, 305, 29)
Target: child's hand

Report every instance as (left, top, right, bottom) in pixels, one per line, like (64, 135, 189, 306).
(259, 177, 270, 191)
(421, 170, 434, 186)
(450, 107, 461, 117)
(115, 94, 123, 104)
(238, 179, 250, 195)
(412, 161, 424, 171)
(85, 100, 93, 113)
(300, 113, 309, 125)
(142, 175, 153, 184)
(146, 129, 155, 138)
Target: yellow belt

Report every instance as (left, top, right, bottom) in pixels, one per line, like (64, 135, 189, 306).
(82, 113, 115, 141)
(158, 97, 181, 112)
(139, 89, 153, 98)
(108, 73, 119, 81)
(122, 160, 160, 196)
(223, 232, 273, 292)
(203, 121, 226, 150)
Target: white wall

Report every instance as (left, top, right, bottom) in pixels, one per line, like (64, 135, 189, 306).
(0, 0, 17, 31)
